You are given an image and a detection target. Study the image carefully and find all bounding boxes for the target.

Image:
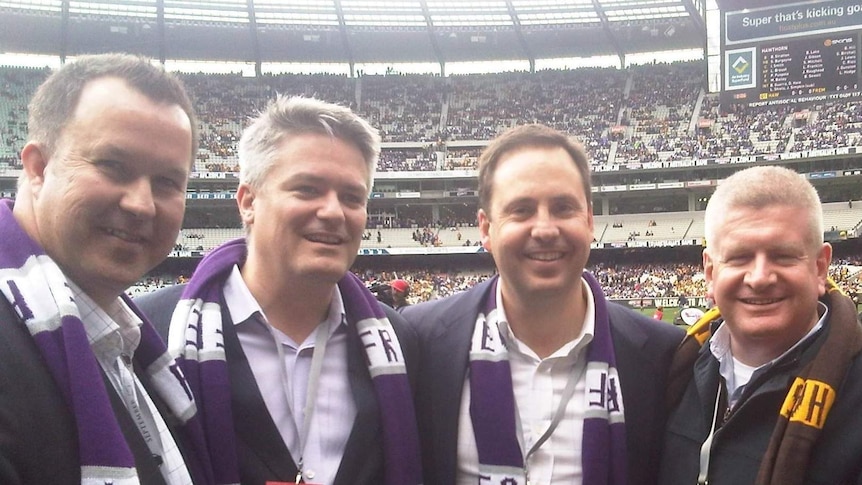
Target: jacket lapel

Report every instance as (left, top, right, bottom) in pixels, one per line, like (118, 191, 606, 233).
(221, 310, 299, 481)
(331, 323, 384, 485)
(103, 372, 168, 485)
(431, 281, 493, 485)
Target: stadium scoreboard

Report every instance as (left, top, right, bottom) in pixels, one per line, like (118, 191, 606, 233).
(759, 34, 857, 99)
(721, 0, 861, 107)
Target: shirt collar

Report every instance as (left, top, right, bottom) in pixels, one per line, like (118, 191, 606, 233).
(494, 277, 595, 361)
(223, 264, 261, 325)
(68, 280, 142, 362)
(223, 265, 347, 341)
(712, 300, 828, 396)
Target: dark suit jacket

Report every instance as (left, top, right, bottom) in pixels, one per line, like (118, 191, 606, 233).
(0, 294, 185, 485)
(135, 283, 419, 485)
(401, 277, 685, 485)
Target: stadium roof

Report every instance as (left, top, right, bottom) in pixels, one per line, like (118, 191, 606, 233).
(0, 0, 705, 70)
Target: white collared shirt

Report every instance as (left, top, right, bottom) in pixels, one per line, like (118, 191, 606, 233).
(711, 301, 829, 406)
(71, 282, 192, 485)
(223, 265, 356, 485)
(456, 278, 596, 485)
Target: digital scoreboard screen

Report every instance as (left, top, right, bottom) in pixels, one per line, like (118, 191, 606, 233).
(721, 0, 862, 106)
(760, 34, 857, 99)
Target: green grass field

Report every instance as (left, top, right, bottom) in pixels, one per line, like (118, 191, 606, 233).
(634, 306, 685, 325)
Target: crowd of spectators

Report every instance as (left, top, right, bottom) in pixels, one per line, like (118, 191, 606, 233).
(357, 74, 446, 142)
(0, 66, 47, 164)
(592, 262, 706, 299)
(615, 62, 701, 164)
(129, 259, 862, 310)
(412, 227, 441, 247)
(443, 148, 481, 170)
(377, 147, 438, 172)
(5, 63, 862, 315)
(3, 63, 862, 176)
(790, 101, 862, 152)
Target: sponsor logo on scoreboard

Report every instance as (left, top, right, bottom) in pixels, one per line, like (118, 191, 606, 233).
(726, 48, 757, 90)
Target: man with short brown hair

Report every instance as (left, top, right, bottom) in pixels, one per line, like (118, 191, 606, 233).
(403, 124, 683, 485)
(0, 53, 213, 485)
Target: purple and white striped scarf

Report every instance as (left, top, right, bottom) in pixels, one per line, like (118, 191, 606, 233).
(0, 199, 215, 485)
(469, 273, 627, 484)
(166, 237, 422, 485)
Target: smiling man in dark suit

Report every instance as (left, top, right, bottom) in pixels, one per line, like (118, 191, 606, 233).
(136, 96, 422, 485)
(402, 124, 684, 485)
(0, 53, 215, 485)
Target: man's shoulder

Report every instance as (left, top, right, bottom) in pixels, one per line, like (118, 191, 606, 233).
(379, 301, 409, 329)
(133, 284, 188, 338)
(830, 350, 862, 419)
(401, 280, 493, 336)
(0, 295, 31, 353)
(0, 294, 20, 326)
(134, 284, 187, 311)
(843, 346, 862, 380)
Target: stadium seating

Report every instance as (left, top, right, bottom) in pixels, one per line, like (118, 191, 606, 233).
(2, 63, 862, 303)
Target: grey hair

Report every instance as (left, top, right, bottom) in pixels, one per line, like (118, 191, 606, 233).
(237, 96, 380, 191)
(704, 165, 824, 252)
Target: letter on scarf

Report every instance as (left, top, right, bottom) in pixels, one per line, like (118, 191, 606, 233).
(780, 377, 835, 429)
(357, 317, 407, 375)
(585, 364, 626, 420)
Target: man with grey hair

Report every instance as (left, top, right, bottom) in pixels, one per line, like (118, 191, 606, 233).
(0, 53, 216, 485)
(660, 165, 862, 485)
(136, 96, 422, 485)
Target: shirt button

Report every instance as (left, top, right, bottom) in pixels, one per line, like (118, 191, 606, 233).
(306, 469, 316, 479)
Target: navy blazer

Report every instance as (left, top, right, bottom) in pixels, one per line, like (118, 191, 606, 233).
(402, 276, 684, 485)
(135, 283, 419, 485)
(0, 294, 189, 485)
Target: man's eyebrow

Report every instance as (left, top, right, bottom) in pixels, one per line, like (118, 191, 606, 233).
(288, 172, 367, 193)
(96, 143, 190, 180)
(500, 197, 534, 208)
(549, 194, 584, 205)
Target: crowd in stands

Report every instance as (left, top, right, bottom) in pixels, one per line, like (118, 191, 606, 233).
(443, 148, 481, 170)
(2, 62, 862, 176)
(0, 66, 47, 164)
(5, 63, 862, 306)
(791, 101, 862, 152)
(615, 62, 702, 164)
(592, 262, 706, 299)
(377, 146, 438, 172)
(128, 259, 862, 311)
(357, 74, 446, 143)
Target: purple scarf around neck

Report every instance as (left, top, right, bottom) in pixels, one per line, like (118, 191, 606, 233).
(167, 237, 423, 485)
(0, 199, 215, 485)
(468, 272, 627, 484)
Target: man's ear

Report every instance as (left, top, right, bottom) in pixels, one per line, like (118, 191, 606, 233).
(478, 208, 492, 252)
(703, 248, 715, 300)
(20, 143, 48, 197)
(816, 242, 833, 296)
(236, 183, 256, 227)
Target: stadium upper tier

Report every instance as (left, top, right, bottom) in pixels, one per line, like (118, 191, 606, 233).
(1, 61, 860, 174)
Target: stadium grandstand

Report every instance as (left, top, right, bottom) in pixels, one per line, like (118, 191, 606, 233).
(1, 0, 861, 314)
